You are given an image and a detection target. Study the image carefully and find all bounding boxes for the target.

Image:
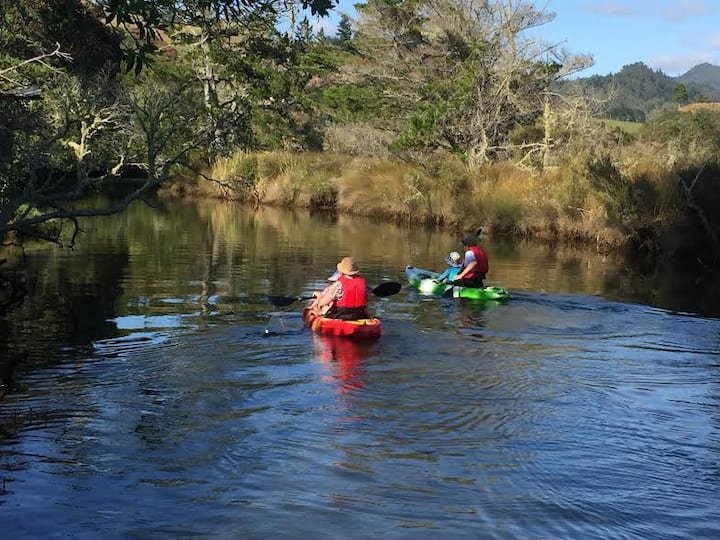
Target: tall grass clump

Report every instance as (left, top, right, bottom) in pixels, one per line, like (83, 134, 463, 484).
(194, 153, 261, 202)
(416, 157, 475, 224)
(468, 162, 532, 235)
(258, 152, 346, 208)
(337, 159, 425, 221)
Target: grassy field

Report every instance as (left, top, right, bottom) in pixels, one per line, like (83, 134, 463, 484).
(600, 118, 644, 135)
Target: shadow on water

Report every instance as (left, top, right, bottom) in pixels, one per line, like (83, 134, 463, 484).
(607, 253, 720, 318)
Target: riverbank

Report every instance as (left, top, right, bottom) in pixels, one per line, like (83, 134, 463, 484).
(162, 151, 717, 261)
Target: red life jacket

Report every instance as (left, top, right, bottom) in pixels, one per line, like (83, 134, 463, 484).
(336, 275, 367, 308)
(465, 246, 489, 277)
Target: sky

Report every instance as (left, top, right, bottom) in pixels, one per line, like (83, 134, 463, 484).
(306, 0, 720, 77)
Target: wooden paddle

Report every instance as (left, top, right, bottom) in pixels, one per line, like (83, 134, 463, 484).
(267, 281, 402, 307)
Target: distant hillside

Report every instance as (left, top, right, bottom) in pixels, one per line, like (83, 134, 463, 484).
(676, 63, 720, 93)
(568, 62, 720, 122)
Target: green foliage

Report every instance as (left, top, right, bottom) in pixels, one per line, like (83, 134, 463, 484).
(295, 17, 315, 44)
(235, 155, 259, 191)
(337, 13, 353, 45)
(351, 1, 563, 165)
(93, 0, 338, 72)
(319, 84, 387, 122)
(672, 83, 689, 103)
(128, 75, 212, 175)
(1, 0, 122, 76)
(508, 124, 544, 145)
(203, 22, 347, 151)
(1, 0, 708, 253)
(606, 105, 646, 122)
(642, 108, 720, 161)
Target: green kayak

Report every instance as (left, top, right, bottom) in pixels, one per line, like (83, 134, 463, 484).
(405, 265, 510, 301)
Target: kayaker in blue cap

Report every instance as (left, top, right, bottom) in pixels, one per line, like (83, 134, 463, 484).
(452, 228, 489, 288)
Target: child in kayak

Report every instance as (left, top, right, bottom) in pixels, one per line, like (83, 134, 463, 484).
(434, 251, 463, 284)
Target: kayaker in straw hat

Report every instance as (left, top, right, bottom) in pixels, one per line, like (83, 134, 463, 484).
(324, 256, 369, 320)
(452, 228, 489, 288)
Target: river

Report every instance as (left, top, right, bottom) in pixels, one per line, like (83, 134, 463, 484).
(1, 198, 719, 538)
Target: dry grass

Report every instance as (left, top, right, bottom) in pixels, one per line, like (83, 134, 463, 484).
(678, 102, 720, 113)
(164, 148, 691, 249)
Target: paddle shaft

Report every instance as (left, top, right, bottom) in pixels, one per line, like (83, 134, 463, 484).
(267, 281, 401, 307)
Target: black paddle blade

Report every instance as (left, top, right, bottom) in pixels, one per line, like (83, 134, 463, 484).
(372, 281, 402, 297)
(267, 295, 315, 307)
(266, 295, 300, 307)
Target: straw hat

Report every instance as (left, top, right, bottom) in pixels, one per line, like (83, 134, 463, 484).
(336, 256, 360, 276)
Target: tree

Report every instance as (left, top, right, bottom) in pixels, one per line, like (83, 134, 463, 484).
(0, 52, 212, 247)
(337, 13, 353, 45)
(672, 83, 689, 104)
(352, 0, 591, 168)
(90, 0, 336, 72)
(296, 17, 315, 43)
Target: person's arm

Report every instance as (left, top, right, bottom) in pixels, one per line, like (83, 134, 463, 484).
(435, 268, 450, 282)
(312, 282, 335, 307)
(453, 260, 476, 281)
(322, 282, 343, 305)
(313, 282, 340, 314)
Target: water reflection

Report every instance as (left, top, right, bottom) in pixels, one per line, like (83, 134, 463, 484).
(312, 335, 375, 394)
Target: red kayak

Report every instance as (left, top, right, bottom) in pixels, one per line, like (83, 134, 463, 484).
(302, 308, 382, 340)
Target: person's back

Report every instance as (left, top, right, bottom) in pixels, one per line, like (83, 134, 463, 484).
(453, 233, 488, 288)
(326, 257, 369, 320)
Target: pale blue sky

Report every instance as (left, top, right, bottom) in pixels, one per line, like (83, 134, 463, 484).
(306, 0, 720, 77)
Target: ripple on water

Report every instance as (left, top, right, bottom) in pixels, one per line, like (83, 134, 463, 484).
(4, 281, 720, 538)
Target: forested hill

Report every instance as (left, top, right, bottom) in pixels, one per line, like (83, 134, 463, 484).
(677, 63, 720, 92)
(575, 62, 720, 121)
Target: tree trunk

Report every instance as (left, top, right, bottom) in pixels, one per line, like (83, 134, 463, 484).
(543, 94, 553, 169)
(200, 17, 218, 111)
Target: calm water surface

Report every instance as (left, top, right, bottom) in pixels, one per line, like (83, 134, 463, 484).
(1, 199, 719, 538)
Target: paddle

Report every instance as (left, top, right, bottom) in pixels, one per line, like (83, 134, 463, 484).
(267, 281, 402, 307)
